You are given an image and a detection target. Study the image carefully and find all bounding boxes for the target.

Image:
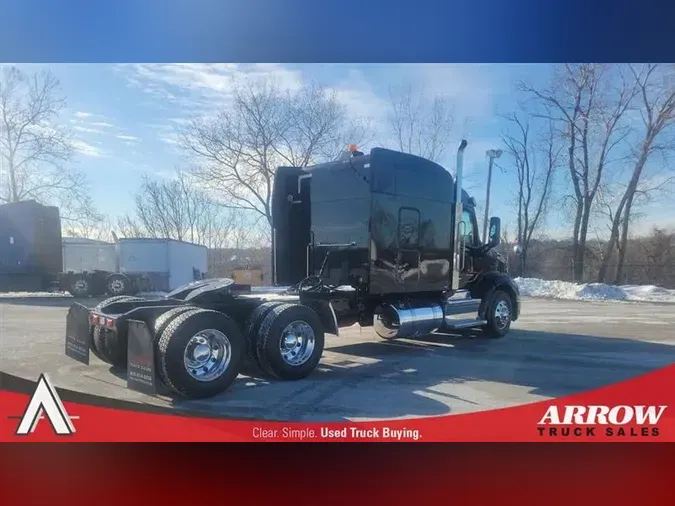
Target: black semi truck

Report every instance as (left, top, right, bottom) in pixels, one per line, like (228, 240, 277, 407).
(65, 141, 520, 399)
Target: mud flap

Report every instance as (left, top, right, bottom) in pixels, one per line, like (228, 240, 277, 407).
(126, 320, 158, 395)
(126, 320, 170, 396)
(65, 302, 92, 365)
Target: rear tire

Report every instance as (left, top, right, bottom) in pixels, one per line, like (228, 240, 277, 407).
(106, 274, 130, 296)
(93, 326, 128, 367)
(92, 295, 144, 366)
(255, 304, 324, 380)
(69, 275, 90, 297)
(95, 295, 143, 311)
(90, 327, 106, 362)
(481, 290, 513, 339)
(243, 301, 286, 363)
(156, 309, 245, 399)
(239, 301, 286, 376)
(153, 306, 198, 337)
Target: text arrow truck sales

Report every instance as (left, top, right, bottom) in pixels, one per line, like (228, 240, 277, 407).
(538, 405, 667, 438)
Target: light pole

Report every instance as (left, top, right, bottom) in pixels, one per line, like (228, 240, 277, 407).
(483, 148, 502, 243)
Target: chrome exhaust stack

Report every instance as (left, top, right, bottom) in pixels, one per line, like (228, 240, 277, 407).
(452, 139, 468, 291)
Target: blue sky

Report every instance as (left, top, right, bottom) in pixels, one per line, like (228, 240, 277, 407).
(8, 63, 675, 240)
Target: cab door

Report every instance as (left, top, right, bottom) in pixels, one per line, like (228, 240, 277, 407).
(458, 208, 479, 286)
(397, 207, 421, 292)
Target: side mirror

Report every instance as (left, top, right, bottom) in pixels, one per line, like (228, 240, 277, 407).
(513, 244, 523, 256)
(488, 217, 501, 248)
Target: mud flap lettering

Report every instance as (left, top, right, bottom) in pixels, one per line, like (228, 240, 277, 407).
(65, 302, 91, 365)
(126, 320, 160, 395)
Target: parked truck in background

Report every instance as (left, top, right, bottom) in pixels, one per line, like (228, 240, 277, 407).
(60, 237, 208, 297)
(64, 141, 520, 400)
(0, 200, 62, 292)
(0, 200, 208, 297)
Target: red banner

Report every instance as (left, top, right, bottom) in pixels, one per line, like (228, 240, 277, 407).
(1, 365, 673, 442)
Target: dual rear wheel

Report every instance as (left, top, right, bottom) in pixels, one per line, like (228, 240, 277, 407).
(156, 308, 245, 398)
(244, 302, 325, 380)
(156, 302, 325, 398)
(91, 296, 325, 399)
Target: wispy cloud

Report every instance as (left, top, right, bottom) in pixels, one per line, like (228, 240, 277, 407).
(114, 63, 304, 115)
(168, 117, 191, 126)
(91, 121, 114, 128)
(112, 63, 499, 175)
(74, 111, 93, 118)
(72, 139, 105, 157)
(73, 125, 107, 134)
(116, 134, 141, 142)
(159, 135, 179, 145)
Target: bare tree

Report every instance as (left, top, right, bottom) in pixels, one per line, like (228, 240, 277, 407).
(639, 227, 675, 286)
(597, 64, 675, 283)
(117, 168, 245, 248)
(0, 65, 97, 227)
(65, 215, 117, 242)
(386, 83, 454, 163)
(520, 64, 637, 281)
(502, 108, 561, 275)
(179, 77, 372, 228)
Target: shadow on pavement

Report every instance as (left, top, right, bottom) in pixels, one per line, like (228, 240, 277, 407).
(165, 328, 675, 421)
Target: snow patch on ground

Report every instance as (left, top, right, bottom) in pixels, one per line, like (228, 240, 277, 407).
(0, 291, 168, 299)
(514, 277, 675, 303)
(0, 291, 72, 298)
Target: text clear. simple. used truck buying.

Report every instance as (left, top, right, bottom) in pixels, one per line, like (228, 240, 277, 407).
(64, 141, 521, 399)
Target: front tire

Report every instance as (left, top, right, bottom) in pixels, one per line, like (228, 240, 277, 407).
(156, 309, 245, 399)
(482, 290, 513, 339)
(255, 304, 324, 380)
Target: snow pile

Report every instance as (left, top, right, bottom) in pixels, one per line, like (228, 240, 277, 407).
(620, 285, 675, 303)
(514, 277, 675, 303)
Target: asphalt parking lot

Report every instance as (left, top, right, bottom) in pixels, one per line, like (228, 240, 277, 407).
(1, 297, 674, 421)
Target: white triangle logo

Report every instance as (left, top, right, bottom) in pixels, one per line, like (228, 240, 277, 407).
(15, 374, 76, 436)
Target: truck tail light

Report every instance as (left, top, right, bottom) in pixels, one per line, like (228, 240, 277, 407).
(89, 314, 114, 328)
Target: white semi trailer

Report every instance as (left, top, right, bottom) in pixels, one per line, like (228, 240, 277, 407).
(60, 237, 208, 297)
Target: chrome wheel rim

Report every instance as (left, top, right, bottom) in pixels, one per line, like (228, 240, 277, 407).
(494, 300, 511, 329)
(73, 280, 88, 293)
(279, 320, 316, 366)
(109, 279, 124, 293)
(183, 329, 232, 382)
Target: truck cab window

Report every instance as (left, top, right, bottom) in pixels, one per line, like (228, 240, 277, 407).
(461, 210, 476, 245)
